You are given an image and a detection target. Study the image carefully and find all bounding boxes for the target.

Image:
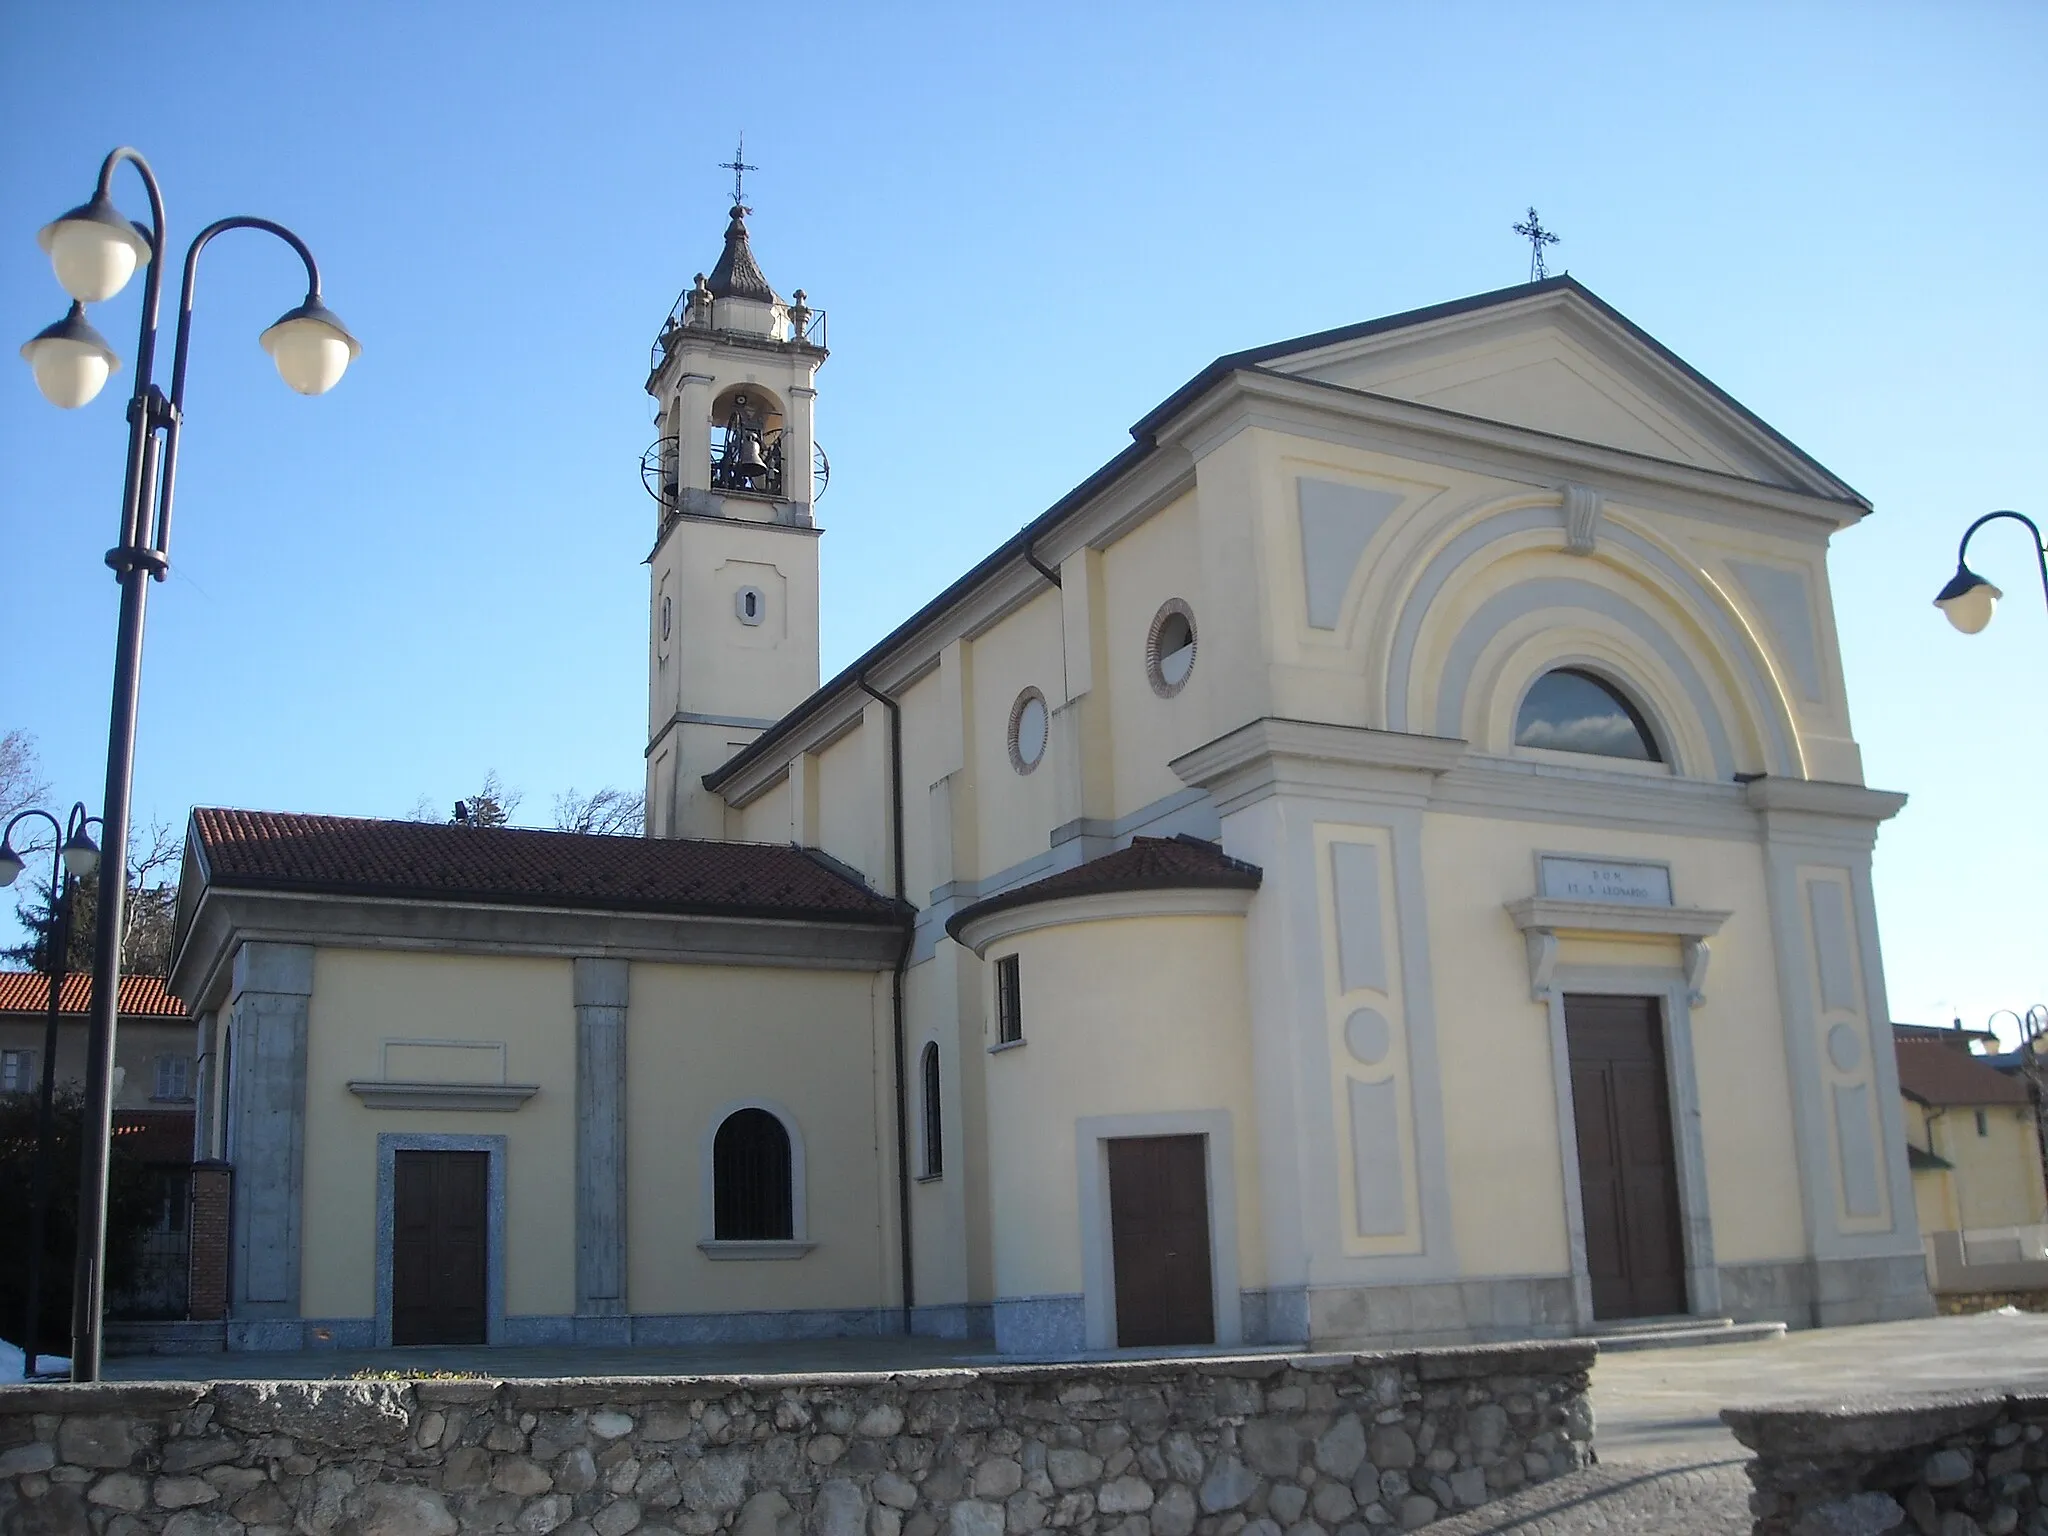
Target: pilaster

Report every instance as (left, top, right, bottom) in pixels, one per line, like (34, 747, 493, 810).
(574, 958, 631, 1330)
(226, 941, 313, 1326)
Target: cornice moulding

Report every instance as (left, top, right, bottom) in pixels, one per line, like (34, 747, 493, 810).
(952, 885, 1254, 960)
(1743, 777, 1908, 822)
(346, 1080, 539, 1112)
(1505, 897, 1732, 940)
(1172, 718, 1468, 813)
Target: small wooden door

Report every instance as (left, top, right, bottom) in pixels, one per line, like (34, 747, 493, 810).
(392, 1151, 488, 1346)
(1565, 996, 1688, 1320)
(1107, 1135, 1215, 1347)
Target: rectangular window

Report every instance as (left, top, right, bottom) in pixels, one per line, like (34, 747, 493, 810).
(154, 1054, 192, 1101)
(1, 1049, 34, 1094)
(995, 955, 1023, 1045)
(1976, 1109, 1989, 1137)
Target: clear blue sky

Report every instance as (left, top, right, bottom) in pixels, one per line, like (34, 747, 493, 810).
(2, 3, 2042, 1042)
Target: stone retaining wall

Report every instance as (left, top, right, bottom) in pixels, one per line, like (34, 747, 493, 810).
(0, 1344, 1592, 1536)
(1723, 1389, 2048, 1535)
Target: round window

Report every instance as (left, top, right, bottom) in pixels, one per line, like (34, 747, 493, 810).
(1146, 599, 1198, 697)
(1008, 688, 1049, 774)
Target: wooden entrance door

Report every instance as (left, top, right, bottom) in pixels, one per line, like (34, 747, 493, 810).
(392, 1150, 488, 1346)
(1565, 995, 1688, 1319)
(1107, 1135, 1215, 1347)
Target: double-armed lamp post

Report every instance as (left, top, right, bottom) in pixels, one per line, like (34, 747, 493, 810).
(0, 806, 101, 1380)
(1933, 510, 2047, 639)
(19, 147, 359, 1381)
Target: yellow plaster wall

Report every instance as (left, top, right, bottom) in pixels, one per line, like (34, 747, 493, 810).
(1099, 492, 1215, 817)
(979, 913, 1262, 1300)
(966, 589, 1063, 879)
(1919, 1097, 2048, 1232)
(736, 774, 793, 845)
(1420, 814, 1806, 1272)
(0, 1017, 196, 1112)
(815, 722, 880, 890)
(299, 949, 578, 1320)
(626, 962, 893, 1314)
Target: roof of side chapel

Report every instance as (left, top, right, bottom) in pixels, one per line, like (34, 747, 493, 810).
(186, 808, 907, 925)
(945, 836, 1262, 943)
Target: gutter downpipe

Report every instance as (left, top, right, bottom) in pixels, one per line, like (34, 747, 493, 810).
(858, 675, 915, 1335)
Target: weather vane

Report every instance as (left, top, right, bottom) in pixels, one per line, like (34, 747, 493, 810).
(720, 135, 758, 208)
(1513, 207, 1560, 282)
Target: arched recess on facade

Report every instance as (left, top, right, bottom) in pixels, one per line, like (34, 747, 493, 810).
(1373, 492, 1803, 779)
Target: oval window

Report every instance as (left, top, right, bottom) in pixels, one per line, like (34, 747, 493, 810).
(1514, 668, 1662, 762)
(736, 586, 764, 626)
(1147, 600, 1197, 696)
(1009, 689, 1049, 773)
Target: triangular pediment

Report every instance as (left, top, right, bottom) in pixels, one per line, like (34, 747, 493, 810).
(1240, 281, 1861, 505)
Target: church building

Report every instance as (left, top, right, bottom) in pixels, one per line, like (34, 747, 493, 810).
(169, 194, 1933, 1355)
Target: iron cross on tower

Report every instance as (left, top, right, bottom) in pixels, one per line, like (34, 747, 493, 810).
(1513, 207, 1560, 282)
(720, 136, 758, 207)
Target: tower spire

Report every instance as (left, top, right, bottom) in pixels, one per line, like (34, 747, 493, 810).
(706, 137, 775, 302)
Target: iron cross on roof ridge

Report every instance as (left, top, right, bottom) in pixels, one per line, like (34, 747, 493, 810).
(1513, 206, 1561, 282)
(721, 135, 758, 208)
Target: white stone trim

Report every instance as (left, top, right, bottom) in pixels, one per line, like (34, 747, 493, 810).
(696, 1240, 816, 1261)
(1074, 1109, 1242, 1351)
(1171, 718, 1466, 816)
(346, 1080, 539, 1111)
(952, 885, 1255, 960)
(698, 1098, 809, 1245)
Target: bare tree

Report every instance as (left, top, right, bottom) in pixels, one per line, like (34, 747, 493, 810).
(552, 786, 645, 837)
(1, 730, 50, 827)
(5, 816, 184, 977)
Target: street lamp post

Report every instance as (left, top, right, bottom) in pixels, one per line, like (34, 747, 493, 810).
(19, 147, 359, 1381)
(0, 805, 101, 1379)
(1933, 510, 2048, 637)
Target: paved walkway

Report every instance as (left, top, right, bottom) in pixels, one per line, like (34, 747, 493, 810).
(93, 1311, 2048, 1532)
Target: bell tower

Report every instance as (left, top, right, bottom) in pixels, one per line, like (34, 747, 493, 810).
(642, 172, 827, 840)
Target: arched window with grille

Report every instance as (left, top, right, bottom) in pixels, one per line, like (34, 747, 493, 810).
(713, 1107, 794, 1240)
(921, 1042, 943, 1179)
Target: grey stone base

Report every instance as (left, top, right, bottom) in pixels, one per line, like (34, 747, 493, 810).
(1812, 1253, 1936, 1326)
(1240, 1287, 1309, 1346)
(911, 1303, 993, 1340)
(1308, 1276, 1579, 1348)
(104, 1320, 227, 1356)
(1718, 1259, 1816, 1326)
(225, 1307, 907, 1352)
(1718, 1254, 1936, 1328)
(993, 1294, 1086, 1354)
(227, 1318, 377, 1352)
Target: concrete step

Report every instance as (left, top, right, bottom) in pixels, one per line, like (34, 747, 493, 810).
(1586, 1317, 1787, 1352)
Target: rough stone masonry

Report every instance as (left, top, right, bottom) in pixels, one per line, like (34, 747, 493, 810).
(0, 1343, 1592, 1536)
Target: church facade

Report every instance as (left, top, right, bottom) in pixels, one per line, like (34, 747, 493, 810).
(169, 200, 1933, 1354)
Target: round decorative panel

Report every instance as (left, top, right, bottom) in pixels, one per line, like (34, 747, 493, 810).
(1008, 688, 1049, 774)
(1344, 1007, 1392, 1067)
(1826, 1022, 1864, 1075)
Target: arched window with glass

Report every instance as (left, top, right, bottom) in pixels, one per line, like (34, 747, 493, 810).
(920, 1042, 943, 1179)
(1514, 667, 1663, 763)
(713, 1107, 794, 1240)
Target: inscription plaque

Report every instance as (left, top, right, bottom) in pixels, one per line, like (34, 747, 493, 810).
(1539, 856, 1672, 906)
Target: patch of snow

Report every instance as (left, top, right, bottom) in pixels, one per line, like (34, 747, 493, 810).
(1, 1338, 70, 1382)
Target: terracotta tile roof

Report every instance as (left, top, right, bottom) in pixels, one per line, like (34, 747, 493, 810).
(1895, 1039, 2031, 1108)
(946, 835, 1261, 943)
(0, 971, 186, 1018)
(188, 808, 908, 926)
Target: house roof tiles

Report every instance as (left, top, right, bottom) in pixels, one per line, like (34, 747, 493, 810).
(187, 808, 908, 926)
(1894, 1038, 2031, 1108)
(0, 971, 186, 1018)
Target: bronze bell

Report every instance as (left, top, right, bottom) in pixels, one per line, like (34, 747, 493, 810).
(730, 429, 769, 479)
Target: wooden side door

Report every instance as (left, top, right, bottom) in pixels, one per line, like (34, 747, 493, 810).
(392, 1150, 488, 1346)
(1107, 1135, 1215, 1347)
(1565, 995, 1688, 1320)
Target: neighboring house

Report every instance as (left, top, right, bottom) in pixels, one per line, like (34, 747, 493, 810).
(1895, 1024, 2048, 1238)
(0, 971, 198, 1321)
(0, 971, 195, 1144)
(170, 195, 1931, 1357)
